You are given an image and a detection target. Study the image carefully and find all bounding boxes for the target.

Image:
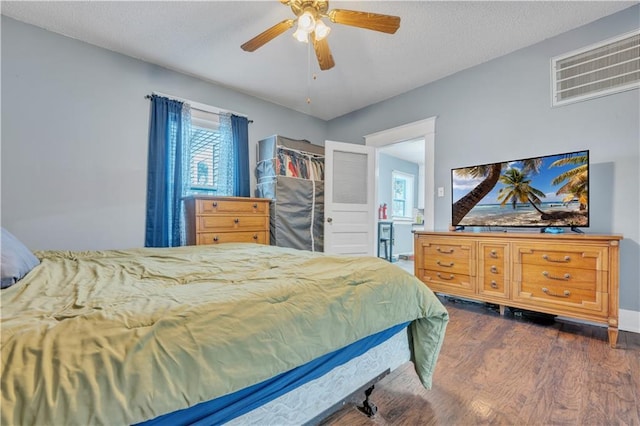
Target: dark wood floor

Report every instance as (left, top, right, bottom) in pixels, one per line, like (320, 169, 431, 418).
(320, 297, 640, 426)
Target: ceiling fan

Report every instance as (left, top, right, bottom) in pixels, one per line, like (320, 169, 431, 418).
(241, 0, 401, 71)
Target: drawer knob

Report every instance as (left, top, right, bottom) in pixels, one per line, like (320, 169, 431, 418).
(436, 247, 454, 254)
(542, 287, 571, 298)
(253, 203, 258, 208)
(490, 280, 498, 289)
(436, 272, 455, 280)
(542, 254, 570, 263)
(234, 218, 240, 224)
(436, 260, 454, 267)
(490, 250, 498, 258)
(253, 234, 258, 240)
(490, 265, 498, 273)
(213, 236, 219, 242)
(542, 271, 571, 281)
(212, 202, 218, 207)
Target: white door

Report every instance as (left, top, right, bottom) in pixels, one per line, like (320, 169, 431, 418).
(324, 140, 376, 255)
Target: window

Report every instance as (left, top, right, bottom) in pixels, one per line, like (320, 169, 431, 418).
(391, 171, 414, 219)
(145, 92, 249, 247)
(188, 108, 222, 194)
(189, 128, 222, 193)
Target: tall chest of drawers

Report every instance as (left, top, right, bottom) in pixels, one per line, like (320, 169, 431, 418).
(414, 231, 623, 347)
(184, 196, 270, 246)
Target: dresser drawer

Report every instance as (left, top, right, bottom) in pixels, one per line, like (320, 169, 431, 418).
(519, 281, 599, 305)
(197, 198, 268, 215)
(521, 263, 598, 295)
(513, 263, 606, 314)
(420, 269, 474, 294)
(198, 216, 268, 232)
(421, 256, 471, 275)
(520, 264, 599, 291)
(422, 242, 474, 261)
(418, 239, 474, 275)
(197, 231, 268, 245)
(515, 243, 608, 271)
(478, 242, 509, 298)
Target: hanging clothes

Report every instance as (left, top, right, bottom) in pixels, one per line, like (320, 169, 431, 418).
(276, 147, 324, 181)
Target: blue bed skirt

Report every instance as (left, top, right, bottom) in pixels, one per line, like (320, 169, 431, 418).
(138, 321, 410, 426)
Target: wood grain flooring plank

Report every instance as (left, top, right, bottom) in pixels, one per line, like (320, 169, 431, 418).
(628, 331, 640, 423)
(320, 298, 640, 426)
(517, 320, 592, 425)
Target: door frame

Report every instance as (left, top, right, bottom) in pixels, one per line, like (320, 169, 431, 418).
(364, 117, 437, 254)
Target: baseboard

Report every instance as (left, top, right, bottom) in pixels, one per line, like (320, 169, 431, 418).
(619, 309, 640, 334)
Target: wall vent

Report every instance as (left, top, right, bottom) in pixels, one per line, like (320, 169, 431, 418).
(552, 30, 639, 106)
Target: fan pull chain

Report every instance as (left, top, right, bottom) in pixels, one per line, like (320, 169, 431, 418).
(306, 41, 312, 104)
(307, 73, 317, 104)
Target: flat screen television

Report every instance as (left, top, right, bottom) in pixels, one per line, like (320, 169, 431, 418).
(451, 150, 589, 231)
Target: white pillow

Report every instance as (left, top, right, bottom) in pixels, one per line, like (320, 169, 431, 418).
(1, 228, 40, 288)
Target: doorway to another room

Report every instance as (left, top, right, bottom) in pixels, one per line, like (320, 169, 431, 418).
(364, 117, 436, 275)
(377, 139, 425, 272)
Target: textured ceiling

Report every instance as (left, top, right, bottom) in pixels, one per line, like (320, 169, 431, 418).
(2, 1, 637, 120)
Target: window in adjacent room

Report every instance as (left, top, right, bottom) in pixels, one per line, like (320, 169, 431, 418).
(391, 171, 414, 219)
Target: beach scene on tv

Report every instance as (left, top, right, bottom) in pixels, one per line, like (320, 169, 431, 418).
(452, 151, 589, 228)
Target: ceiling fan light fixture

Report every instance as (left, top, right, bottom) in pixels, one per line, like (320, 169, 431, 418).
(314, 19, 331, 41)
(298, 10, 316, 33)
(241, 0, 401, 71)
(292, 28, 309, 43)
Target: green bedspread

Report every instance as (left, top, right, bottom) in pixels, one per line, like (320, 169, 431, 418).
(1, 243, 448, 425)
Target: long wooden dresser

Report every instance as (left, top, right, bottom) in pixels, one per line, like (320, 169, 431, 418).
(414, 231, 623, 347)
(184, 196, 270, 246)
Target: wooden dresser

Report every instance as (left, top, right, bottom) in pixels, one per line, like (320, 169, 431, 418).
(184, 196, 270, 246)
(414, 231, 623, 347)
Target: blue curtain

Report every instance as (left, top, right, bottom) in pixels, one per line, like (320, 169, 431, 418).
(145, 95, 191, 247)
(216, 113, 250, 197)
(231, 115, 250, 197)
(216, 113, 234, 196)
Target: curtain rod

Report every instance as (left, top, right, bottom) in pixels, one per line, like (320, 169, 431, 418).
(144, 94, 253, 123)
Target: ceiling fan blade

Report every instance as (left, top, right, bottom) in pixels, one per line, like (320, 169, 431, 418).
(327, 9, 400, 34)
(241, 19, 295, 52)
(312, 34, 335, 71)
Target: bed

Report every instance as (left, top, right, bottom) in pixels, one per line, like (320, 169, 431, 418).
(1, 239, 449, 425)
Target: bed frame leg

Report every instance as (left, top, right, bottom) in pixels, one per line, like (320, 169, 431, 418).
(358, 385, 378, 417)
